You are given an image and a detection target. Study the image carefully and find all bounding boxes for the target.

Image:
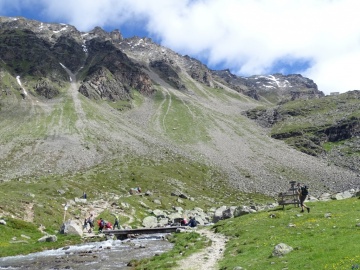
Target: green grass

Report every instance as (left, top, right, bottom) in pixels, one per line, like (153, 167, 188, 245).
(213, 198, 360, 270)
(0, 218, 83, 257)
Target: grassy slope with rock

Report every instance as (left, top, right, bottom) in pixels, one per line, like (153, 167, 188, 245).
(214, 197, 360, 270)
(1, 24, 360, 262)
(246, 91, 360, 172)
(133, 197, 360, 270)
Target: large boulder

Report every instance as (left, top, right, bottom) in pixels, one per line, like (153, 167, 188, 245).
(152, 209, 166, 218)
(168, 212, 183, 222)
(332, 190, 355, 200)
(60, 220, 83, 236)
(194, 216, 205, 226)
(234, 206, 254, 218)
(142, 216, 158, 228)
(213, 206, 228, 223)
(222, 207, 237, 219)
(158, 218, 169, 227)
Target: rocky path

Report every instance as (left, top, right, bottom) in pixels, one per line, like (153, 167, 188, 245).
(173, 228, 227, 270)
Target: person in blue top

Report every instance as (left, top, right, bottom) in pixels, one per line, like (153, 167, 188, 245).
(187, 216, 197, 227)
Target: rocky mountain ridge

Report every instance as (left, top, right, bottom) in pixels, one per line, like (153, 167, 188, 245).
(0, 16, 359, 199)
(0, 16, 325, 106)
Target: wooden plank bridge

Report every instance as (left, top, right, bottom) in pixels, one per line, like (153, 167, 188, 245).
(103, 226, 187, 239)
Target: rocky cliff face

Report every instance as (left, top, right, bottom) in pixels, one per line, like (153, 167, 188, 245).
(0, 16, 152, 102)
(244, 90, 360, 172)
(212, 70, 324, 102)
(117, 37, 217, 90)
(0, 16, 324, 104)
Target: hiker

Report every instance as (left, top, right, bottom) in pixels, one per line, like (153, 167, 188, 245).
(105, 221, 113, 230)
(98, 218, 105, 232)
(82, 191, 87, 199)
(187, 216, 197, 227)
(83, 213, 94, 232)
(112, 213, 120, 229)
(298, 184, 310, 213)
(180, 218, 187, 226)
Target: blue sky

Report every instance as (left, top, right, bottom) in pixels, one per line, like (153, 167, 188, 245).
(1, 0, 360, 94)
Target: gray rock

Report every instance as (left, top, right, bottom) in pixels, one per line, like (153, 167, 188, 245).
(332, 190, 354, 200)
(140, 201, 149, 208)
(158, 218, 169, 227)
(152, 209, 166, 218)
(60, 220, 83, 236)
(153, 199, 162, 205)
(194, 216, 205, 226)
(171, 191, 181, 197)
(168, 213, 182, 222)
(0, 219, 6, 225)
(74, 198, 87, 203)
(234, 206, 252, 217)
(213, 206, 228, 223)
(172, 206, 184, 213)
(142, 216, 158, 228)
(38, 235, 57, 242)
(272, 243, 293, 257)
(222, 206, 237, 219)
(121, 202, 130, 209)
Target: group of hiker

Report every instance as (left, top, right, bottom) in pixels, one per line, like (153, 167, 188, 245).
(83, 183, 308, 234)
(82, 187, 140, 233)
(82, 186, 201, 234)
(83, 214, 119, 233)
(83, 214, 198, 233)
(180, 216, 197, 227)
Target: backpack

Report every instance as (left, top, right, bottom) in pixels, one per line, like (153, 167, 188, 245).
(301, 186, 309, 196)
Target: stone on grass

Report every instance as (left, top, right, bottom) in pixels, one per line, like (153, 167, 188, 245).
(272, 243, 293, 257)
(153, 199, 162, 205)
(38, 235, 57, 242)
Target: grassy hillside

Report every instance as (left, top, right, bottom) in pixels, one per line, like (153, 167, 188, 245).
(131, 198, 360, 270)
(214, 197, 360, 270)
(0, 154, 270, 257)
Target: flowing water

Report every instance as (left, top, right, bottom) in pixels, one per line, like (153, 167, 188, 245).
(0, 234, 173, 269)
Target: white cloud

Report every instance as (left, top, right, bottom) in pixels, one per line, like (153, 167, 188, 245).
(2, 0, 360, 94)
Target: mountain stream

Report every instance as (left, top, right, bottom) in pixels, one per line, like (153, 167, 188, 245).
(0, 234, 173, 269)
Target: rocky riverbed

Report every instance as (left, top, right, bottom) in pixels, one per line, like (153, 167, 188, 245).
(0, 234, 173, 270)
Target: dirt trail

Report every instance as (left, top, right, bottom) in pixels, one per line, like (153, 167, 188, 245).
(173, 228, 227, 270)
